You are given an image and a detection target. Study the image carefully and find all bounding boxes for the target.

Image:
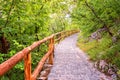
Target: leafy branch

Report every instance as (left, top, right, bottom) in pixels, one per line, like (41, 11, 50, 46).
(85, 1, 113, 36)
(4, 0, 15, 28)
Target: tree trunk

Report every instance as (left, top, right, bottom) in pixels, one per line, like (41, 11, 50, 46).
(0, 34, 10, 54)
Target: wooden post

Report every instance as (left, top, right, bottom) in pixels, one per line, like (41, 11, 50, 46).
(48, 37, 54, 65)
(24, 53, 31, 80)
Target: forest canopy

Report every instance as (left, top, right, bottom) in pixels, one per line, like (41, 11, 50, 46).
(0, 0, 77, 80)
(72, 0, 120, 77)
(1, 0, 120, 79)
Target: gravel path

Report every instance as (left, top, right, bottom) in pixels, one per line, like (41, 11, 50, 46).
(48, 33, 111, 80)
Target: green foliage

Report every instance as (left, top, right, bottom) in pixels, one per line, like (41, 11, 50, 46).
(88, 35, 112, 60)
(102, 43, 120, 68)
(0, 0, 76, 79)
(73, 0, 120, 71)
(72, 0, 120, 36)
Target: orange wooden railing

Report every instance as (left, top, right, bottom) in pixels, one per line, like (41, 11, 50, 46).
(0, 30, 79, 80)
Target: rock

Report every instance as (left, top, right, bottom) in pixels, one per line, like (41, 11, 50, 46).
(94, 60, 119, 79)
(111, 74, 117, 80)
(112, 36, 117, 43)
(89, 27, 107, 41)
(94, 60, 108, 73)
(37, 77, 47, 80)
(108, 68, 115, 75)
(38, 64, 52, 80)
(91, 32, 101, 40)
(43, 64, 53, 70)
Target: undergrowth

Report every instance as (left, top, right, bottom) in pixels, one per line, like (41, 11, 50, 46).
(77, 33, 120, 70)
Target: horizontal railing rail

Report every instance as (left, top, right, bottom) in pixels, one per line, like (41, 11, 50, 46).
(0, 30, 79, 80)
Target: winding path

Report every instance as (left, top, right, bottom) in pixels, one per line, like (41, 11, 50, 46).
(48, 33, 111, 80)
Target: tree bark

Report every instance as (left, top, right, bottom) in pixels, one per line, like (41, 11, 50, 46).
(0, 34, 10, 53)
(4, 0, 15, 28)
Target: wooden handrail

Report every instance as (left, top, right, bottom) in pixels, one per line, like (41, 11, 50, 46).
(0, 30, 79, 80)
(31, 35, 54, 80)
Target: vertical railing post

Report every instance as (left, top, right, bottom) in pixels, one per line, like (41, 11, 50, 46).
(48, 36, 54, 65)
(24, 52, 31, 80)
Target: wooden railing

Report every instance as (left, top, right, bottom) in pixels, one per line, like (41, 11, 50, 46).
(0, 30, 79, 80)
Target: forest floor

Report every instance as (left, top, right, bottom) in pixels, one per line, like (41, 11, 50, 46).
(48, 33, 112, 80)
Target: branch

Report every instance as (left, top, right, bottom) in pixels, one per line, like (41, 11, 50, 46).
(4, 0, 15, 28)
(85, 1, 105, 24)
(85, 1, 113, 36)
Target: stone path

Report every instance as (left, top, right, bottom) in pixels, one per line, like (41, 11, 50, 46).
(48, 33, 111, 80)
